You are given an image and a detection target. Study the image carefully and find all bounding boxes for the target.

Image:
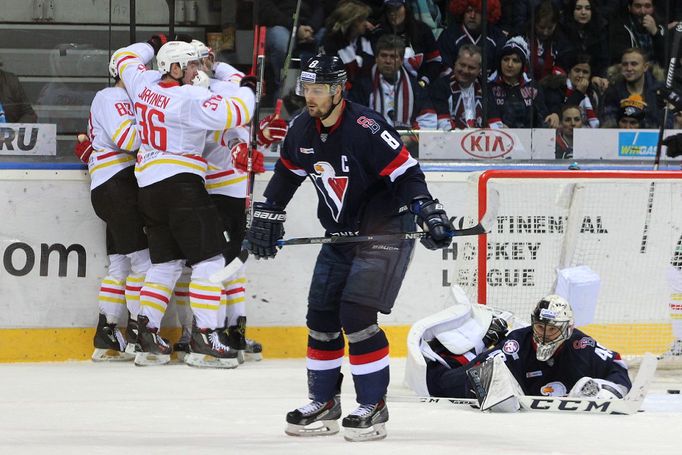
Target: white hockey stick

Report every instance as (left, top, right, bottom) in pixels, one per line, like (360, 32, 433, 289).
(389, 353, 657, 415)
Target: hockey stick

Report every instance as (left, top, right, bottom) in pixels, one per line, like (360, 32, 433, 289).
(280, 0, 303, 93)
(388, 353, 657, 415)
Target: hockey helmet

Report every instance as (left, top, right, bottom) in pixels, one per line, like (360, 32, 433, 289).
(156, 41, 200, 75)
(108, 53, 118, 79)
(296, 55, 347, 96)
(191, 39, 211, 59)
(531, 294, 574, 361)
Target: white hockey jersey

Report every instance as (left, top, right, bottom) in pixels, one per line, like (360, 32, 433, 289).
(86, 86, 140, 190)
(112, 42, 255, 187)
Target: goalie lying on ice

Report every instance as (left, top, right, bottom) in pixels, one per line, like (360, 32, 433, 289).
(405, 289, 631, 411)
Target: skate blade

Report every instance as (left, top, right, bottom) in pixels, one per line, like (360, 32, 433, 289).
(91, 348, 135, 362)
(184, 353, 239, 369)
(285, 420, 339, 437)
(134, 352, 171, 366)
(244, 352, 263, 362)
(343, 423, 387, 442)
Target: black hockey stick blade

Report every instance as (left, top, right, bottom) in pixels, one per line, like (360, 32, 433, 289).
(209, 249, 249, 284)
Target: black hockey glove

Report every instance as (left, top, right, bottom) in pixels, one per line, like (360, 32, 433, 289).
(412, 198, 454, 250)
(240, 75, 258, 95)
(247, 202, 286, 259)
(482, 316, 509, 347)
(147, 34, 168, 55)
(657, 87, 682, 113)
(663, 133, 682, 158)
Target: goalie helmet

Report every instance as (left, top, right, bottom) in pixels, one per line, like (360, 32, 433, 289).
(531, 294, 574, 361)
(295, 55, 347, 96)
(156, 41, 199, 75)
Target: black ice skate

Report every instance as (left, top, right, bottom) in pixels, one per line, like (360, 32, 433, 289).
(134, 315, 172, 366)
(124, 317, 139, 356)
(185, 325, 239, 369)
(227, 316, 263, 363)
(173, 325, 191, 362)
(91, 314, 134, 362)
(285, 395, 342, 437)
(342, 399, 388, 442)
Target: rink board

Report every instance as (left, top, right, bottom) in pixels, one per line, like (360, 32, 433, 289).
(0, 169, 678, 362)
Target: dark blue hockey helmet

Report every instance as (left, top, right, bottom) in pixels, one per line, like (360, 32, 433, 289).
(296, 55, 347, 96)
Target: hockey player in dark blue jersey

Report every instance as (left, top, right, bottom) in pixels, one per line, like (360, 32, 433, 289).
(425, 295, 632, 406)
(246, 55, 455, 442)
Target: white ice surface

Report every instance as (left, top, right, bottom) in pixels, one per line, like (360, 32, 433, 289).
(0, 359, 680, 455)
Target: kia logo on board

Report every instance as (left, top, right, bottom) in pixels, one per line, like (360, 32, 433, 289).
(460, 129, 515, 158)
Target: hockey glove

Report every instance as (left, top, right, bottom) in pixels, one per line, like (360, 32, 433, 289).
(173, 33, 194, 43)
(240, 75, 258, 95)
(146, 34, 168, 55)
(412, 198, 455, 250)
(257, 114, 289, 146)
(247, 202, 286, 259)
(74, 134, 93, 163)
(482, 316, 509, 347)
(568, 377, 627, 400)
(656, 87, 682, 113)
(663, 133, 682, 158)
(230, 142, 265, 174)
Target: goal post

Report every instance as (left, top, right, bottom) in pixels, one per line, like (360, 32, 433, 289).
(453, 169, 682, 359)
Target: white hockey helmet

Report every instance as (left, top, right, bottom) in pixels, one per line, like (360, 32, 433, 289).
(108, 53, 118, 78)
(156, 41, 199, 75)
(191, 39, 211, 59)
(531, 294, 574, 361)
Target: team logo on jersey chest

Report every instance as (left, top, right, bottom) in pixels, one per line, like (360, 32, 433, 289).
(311, 161, 348, 222)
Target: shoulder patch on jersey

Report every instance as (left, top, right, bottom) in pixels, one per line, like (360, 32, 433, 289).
(572, 337, 596, 350)
(502, 339, 519, 355)
(540, 381, 567, 397)
(356, 115, 380, 134)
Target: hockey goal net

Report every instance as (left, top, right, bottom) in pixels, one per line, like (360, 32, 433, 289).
(451, 170, 682, 363)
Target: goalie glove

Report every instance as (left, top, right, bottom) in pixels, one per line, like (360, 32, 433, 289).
(230, 142, 265, 174)
(568, 377, 628, 400)
(74, 134, 93, 163)
(257, 114, 288, 146)
(246, 202, 286, 259)
(663, 133, 682, 158)
(411, 198, 455, 250)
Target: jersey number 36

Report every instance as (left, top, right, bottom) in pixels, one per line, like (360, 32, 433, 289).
(135, 103, 167, 151)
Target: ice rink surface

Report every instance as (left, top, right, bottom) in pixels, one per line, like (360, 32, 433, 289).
(0, 358, 680, 455)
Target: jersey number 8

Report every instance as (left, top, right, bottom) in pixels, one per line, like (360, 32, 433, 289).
(135, 103, 167, 151)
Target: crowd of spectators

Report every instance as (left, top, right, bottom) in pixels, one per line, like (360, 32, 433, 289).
(259, 0, 682, 136)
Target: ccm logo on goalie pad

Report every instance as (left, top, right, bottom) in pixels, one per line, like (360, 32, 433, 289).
(527, 398, 613, 413)
(253, 210, 286, 221)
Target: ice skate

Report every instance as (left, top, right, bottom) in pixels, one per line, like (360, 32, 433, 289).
(285, 396, 341, 437)
(342, 399, 388, 442)
(91, 314, 134, 362)
(185, 325, 239, 369)
(134, 315, 172, 366)
(173, 325, 191, 362)
(227, 316, 262, 363)
(124, 317, 139, 356)
(659, 339, 682, 359)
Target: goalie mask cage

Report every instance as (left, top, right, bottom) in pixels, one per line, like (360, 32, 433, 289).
(452, 170, 682, 362)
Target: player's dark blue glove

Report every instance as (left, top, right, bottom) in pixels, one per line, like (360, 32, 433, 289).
(247, 202, 286, 259)
(412, 198, 454, 250)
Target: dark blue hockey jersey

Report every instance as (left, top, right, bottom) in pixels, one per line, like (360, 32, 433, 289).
(264, 100, 431, 235)
(427, 326, 632, 398)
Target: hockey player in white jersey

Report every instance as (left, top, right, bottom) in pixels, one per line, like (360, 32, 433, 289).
(75, 54, 151, 362)
(111, 35, 256, 367)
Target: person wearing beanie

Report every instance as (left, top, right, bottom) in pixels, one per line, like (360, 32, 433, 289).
(437, 0, 506, 76)
(487, 36, 554, 128)
(617, 93, 647, 129)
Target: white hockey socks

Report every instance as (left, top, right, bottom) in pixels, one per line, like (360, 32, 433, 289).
(125, 249, 151, 319)
(139, 259, 184, 329)
(173, 269, 193, 331)
(223, 269, 247, 327)
(189, 255, 226, 330)
(666, 265, 682, 339)
(98, 276, 127, 324)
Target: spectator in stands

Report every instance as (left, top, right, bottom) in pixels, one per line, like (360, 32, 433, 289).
(371, 0, 443, 87)
(438, 0, 506, 76)
(524, 0, 574, 82)
(0, 67, 37, 123)
(497, 0, 516, 36)
(258, 0, 334, 97)
(430, 44, 485, 129)
(607, 0, 666, 67)
(348, 34, 437, 129)
(487, 36, 554, 128)
(511, 0, 568, 36)
(556, 104, 583, 158)
(561, 0, 610, 91)
(541, 54, 601, 128)
(409, 0, 445, 39)
(323, 0, 375, 85)
(601, 48, 662, 128)
(617, 94, 647, 128)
